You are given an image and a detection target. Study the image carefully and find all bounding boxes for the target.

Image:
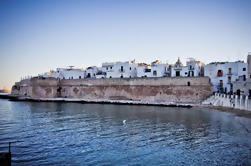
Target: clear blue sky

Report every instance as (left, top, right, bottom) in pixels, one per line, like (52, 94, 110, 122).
(0, 0, 251, 89)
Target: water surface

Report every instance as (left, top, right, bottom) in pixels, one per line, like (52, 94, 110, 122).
(0, 99, 250, 165)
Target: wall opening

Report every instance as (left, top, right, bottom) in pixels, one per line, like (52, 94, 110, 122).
(237, 89, 240, 96)
(217, 70, 223, 77)
(243, 75, 246, 81)
(153, 70, 157, 76)
(187, 82, 190, 86)
(228, 76, 231, 83)
(228, 68, 232, 74)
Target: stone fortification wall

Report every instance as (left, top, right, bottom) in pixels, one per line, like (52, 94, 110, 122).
(12, 77, 213, 104)
(12, 78, 58, 98)
(11, 79, 32, 97)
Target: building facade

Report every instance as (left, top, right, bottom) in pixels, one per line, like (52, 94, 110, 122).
(204, 61, 248, 93)
(41, 67, 85, 80)
(136, 60, 169, 78)
(105, 60, 138, 78)
(171, 58, 203, 77)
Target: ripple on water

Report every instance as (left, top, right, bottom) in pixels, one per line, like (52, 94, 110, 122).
(0, 100, 251, 165)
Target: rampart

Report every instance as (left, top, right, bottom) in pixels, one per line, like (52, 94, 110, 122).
(11, 77, 213, 104)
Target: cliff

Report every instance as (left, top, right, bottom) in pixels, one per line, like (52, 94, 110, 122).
(11, 77, 213, 104)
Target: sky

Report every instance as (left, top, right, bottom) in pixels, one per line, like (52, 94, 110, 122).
(0, 0, 251, 89)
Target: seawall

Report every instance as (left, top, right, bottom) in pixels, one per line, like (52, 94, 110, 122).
(11, 77, 213, 104)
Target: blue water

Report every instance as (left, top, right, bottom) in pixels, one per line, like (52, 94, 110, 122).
(0, 99, 250, 165)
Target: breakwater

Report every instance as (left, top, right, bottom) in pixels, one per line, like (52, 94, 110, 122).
(11, 77, 213, 104)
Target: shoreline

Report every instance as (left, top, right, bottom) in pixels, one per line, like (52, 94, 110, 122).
(1, 93, 251, 118)
(0, 93, 193, 108)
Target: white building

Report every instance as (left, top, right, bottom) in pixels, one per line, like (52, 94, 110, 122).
(105, 60, 138, 78)
(137, 60, 170, 78)
(95, 62, 115, 79)
(136, 63, 152, 78)
(186, 58, 204, 77)
(85, 66, 98, 78)
(171, 58, 188, 77)
(171, 58, 204, 77)
(204, 61, 248, 93)
(41, 67, 85, 80)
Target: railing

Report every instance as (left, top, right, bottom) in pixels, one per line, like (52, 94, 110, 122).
(212, 93, 251, 111)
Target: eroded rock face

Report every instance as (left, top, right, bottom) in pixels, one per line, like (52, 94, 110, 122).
(11, 77, 213, 104)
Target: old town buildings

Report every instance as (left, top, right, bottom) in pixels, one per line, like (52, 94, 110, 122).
(38, 53, 251, 95)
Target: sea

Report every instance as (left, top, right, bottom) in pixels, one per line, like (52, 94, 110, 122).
(0, 99, 250, 165)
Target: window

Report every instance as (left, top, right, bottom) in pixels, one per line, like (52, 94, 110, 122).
(219, 80, 223, 87)
(243, 68, 246, 71)
(145, 69, 151, 72)
(237, 89, 240, 96)
(110, 67, 112, 69)
(130, 67, 131, 70)
(217, 70, 223, 77)
(228, 76, 231, 83)
(106, 67, 108, 70)
(120, 66, 124, 72)
(243, 75, 246, 81)
(153, 70, 157, 76)
(79, 76, 81, 79)
(228, 68, 232, 74)
(185, 72, 187, 75)
(110, 76, 112, 78)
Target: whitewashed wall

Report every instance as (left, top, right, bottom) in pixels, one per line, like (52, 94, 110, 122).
(204, 62, 247, 92)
